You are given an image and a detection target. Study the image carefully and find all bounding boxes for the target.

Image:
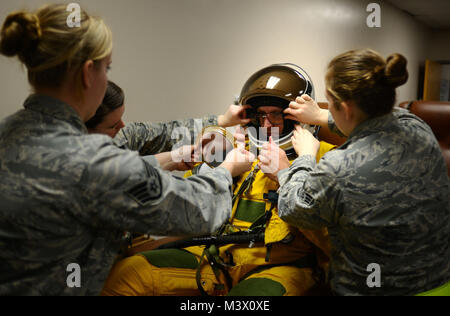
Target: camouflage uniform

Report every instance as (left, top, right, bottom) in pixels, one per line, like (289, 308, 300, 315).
(277, 107, 450, 296)
(0, 95, 232, 295)
(114, 116, 217, 155)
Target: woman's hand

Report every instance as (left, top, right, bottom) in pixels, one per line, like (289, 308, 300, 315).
(284, 94, 329, 127)
(155, 145, 195, 172)
(170, 145, 196, 171)
(218, 104, 252, 127)
(220, 127, 255, 177)
(258, 137, 291, 183)
(291, 125, 320, 158)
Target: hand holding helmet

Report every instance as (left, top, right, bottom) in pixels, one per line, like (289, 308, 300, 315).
(284, 94, 329, 126)
(218, 104, 252, 127)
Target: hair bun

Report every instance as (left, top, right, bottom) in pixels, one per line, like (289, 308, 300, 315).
(0, 11, 41, 59)
(384, 53, 408, 88)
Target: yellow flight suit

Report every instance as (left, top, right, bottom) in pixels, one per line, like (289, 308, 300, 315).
(102, 141, 336, 296)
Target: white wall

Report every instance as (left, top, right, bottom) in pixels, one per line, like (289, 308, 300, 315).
(0, 0, 434, 123)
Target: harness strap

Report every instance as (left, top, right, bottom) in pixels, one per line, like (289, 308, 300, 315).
(196, 248, 210, 296)
(232, 165, 259, 206)
(196, 246, 233, 296)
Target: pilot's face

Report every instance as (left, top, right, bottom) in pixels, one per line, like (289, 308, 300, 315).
(257, 106, 284, 138)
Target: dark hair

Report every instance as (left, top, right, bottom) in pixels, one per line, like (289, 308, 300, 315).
(325, 49, 409, 118)
(85, 81, 124, 128)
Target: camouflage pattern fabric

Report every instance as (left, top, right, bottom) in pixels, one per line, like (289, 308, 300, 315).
(114, 116, 217, 155)
(278, 107, 450, 296)
(0, 94, 232, 295)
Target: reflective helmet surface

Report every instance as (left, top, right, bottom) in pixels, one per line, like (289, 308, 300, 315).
(239, 63, 315, 107)
(238, 63, 317, 158)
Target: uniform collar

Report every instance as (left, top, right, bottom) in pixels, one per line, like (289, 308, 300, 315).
(23, 94, 88, 133)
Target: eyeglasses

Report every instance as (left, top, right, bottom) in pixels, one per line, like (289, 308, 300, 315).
(247, 111, 284, 125)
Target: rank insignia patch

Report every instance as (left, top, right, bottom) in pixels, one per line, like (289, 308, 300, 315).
(126, 173, 162, 205)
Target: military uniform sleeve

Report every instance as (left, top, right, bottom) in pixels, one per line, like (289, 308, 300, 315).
(77, 142, 232, 236)
(114, 115, 218, 155)
(277, 155, 339, 230)
(141, 155, 160, 168)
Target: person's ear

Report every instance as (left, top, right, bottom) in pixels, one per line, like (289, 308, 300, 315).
(81, 60, 95, 89)
(340, 101, 353, 121)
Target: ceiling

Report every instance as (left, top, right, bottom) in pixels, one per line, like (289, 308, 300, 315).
(386, 0, 450, 30)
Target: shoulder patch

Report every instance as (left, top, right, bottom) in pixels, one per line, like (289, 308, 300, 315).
(300, 191, 315, 207)
(126, 171, 162, 205)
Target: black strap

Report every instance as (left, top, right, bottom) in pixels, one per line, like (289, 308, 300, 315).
(196, 246, 233, 296)
(232, 166, 259, 206)
(196, 248, 210, 296)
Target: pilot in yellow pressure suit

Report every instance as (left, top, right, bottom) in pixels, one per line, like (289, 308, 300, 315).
(101, 64, 337, 296)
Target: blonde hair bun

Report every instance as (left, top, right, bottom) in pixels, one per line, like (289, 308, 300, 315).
(0, 4, 112, 91)
(384, 53, 408, 88)
(0, 11, 41, 59)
